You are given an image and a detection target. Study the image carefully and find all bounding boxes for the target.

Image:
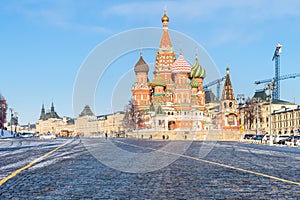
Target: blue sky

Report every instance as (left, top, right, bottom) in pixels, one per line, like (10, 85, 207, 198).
(1, 0, 300, 125)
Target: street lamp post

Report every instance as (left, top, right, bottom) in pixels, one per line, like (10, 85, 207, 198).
(9, 108, 13, 135)
(237, 94, 245, 142)
(253, 98, 261, 136)
(265, 81, 275, 145)
(14, 112, 18, 133)
(1, 103, 4, 136)
(236, 94, 245, 127)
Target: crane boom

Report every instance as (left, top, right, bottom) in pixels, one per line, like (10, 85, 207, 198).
(254, 73, 300, 85)
(203, 76, 226, 101)
(203, 76, 226, 90)
(272, 43, 282, 100)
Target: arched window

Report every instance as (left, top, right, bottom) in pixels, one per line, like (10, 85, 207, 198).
(229, 102, 233, 108)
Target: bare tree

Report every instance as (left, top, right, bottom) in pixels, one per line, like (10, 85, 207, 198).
(243, 98, 263, 131)
(122, 99, 144, 131)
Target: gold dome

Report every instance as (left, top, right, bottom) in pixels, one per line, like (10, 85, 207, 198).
(161, 10, 169, 22)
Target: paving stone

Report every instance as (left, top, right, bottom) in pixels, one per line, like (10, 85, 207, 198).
(0, 139, 300, 199)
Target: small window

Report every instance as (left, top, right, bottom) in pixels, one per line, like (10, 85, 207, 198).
(224, 102, 227, 108)
(229, 102, 233, 108)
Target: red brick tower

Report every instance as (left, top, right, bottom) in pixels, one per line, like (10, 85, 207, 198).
(154, 9, 176, 103)
(219, 67, 239, 130)
(132, 51, 151, 111)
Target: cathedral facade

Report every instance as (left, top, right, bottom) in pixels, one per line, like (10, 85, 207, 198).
(131, 10, 207, 131)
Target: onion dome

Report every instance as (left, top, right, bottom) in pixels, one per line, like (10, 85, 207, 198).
(190, 79, 199, 88)
(134, 52, 149, 73)
(189, 55, 206, 79)
(151, 75, 166, 87)
(161, 9, 169, 22)
(171, 50, 191, 74)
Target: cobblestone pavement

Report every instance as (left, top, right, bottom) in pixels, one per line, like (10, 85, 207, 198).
(0, 138, 299, 199)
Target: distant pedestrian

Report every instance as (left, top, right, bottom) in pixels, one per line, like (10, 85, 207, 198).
(105, 133, 108, 140)
(166, 135, 169, 140)
(162, 135, 165, 140)
(263, 135, 268, 144)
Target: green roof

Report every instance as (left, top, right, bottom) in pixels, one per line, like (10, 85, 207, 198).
(151, 75, 166, 87)
(190, 78, 199, 88)
(253, 90, 268, 101)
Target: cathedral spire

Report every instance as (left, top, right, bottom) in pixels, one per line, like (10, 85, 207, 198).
(222, 67, 235, 100)
(51, 101, 55, 112)
(39, 103, 46, 120)
(159, 9, 173, 51)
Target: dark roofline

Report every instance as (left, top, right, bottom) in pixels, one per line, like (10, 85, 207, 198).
(272, 106, 300, 114)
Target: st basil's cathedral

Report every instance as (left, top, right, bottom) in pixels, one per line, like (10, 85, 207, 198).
(131, 10, 239, 131)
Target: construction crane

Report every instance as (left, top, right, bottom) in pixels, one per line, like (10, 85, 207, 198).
(272, 43, 282, 100)
(254, 73, 300, 85)
(203, 76, 226, 101)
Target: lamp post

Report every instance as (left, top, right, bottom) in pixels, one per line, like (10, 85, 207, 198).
(9, 108, 13, 135)
(0, 103, 4, 136)
(253, 98, 262, 135)
(237, 94, 245, 141)
(14, 112, 18, 133)
(265, 81, 275, 145)
(236, 94, 245, 127)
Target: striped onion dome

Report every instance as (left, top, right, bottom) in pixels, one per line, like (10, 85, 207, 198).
(134, 52, 149, 73)
(171, 51, 191, 74)
(151, 75, 166, 87)
(189, 56, 206, 79)
(190, 78, 199, 88)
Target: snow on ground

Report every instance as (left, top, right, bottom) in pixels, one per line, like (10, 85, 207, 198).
(0, 138, 77, 179)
